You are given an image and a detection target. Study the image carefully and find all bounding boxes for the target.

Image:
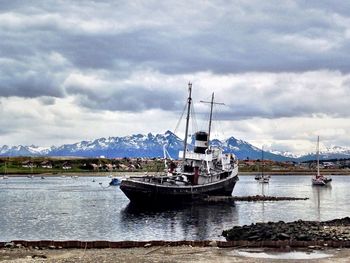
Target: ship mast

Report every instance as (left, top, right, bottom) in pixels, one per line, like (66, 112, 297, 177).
(200, 93, 225, 143)
(262, 146, 264, 177)
(182, 82, 192, 161)
(208, 93, 214, 142)
(317, 136, 320, 177)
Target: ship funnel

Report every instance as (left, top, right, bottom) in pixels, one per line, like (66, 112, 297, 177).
(194, 131, 209, 154)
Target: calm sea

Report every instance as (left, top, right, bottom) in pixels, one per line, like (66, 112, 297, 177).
(1, 175, 349, 242)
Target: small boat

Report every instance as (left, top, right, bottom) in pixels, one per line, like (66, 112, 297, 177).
(259, 176, 269, 183)
(258, 147, 269, 184)
(2, 160, 9, 179)
(312, 136, 331, 186)
(120, 83, 239, 206)
(109, 178, 121, 186)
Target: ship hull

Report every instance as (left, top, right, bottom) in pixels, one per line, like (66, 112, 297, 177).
(120, 175, 239, 206)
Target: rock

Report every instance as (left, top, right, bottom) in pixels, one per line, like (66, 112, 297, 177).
(48, 245, 56, 249)
(223, 217, 350, 245)
(32, 254, 47, 259)
(4, 242, 15, 248)
(247, 235, 260, 240)
(278, 233, 290, 240)
(209, 241, 217, 247)
(296, 234, 311, 241)
(144, 243, 152, 248)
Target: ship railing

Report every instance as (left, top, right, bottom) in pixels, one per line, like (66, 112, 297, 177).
(178, 151, 213, 161)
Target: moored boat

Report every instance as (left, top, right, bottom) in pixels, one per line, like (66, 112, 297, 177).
(259, 176, 269, 184)
(120, 83, 239, 205)
(312, 136, 331, 186)
(257, 147, 270, 184)
(109, 177, 121, 186)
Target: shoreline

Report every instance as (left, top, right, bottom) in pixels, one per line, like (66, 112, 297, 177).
(1, 239, 349, 263)
(2, 170, 350, 177)
(1, 246, 347, 263)
(2, 238, 350, 249)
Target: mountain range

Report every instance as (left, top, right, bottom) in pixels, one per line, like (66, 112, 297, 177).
(1, 131, 350, 161)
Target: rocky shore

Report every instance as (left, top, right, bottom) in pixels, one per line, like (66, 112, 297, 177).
(3, 218, 350, 262)
(223, 217, 350, 246)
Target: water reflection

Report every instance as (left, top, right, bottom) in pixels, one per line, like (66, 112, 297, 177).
(312, 185, 332, 221)
(2, 176, 350, 241)
(120, 203, 239, 240)
(259, 180, 270, 223)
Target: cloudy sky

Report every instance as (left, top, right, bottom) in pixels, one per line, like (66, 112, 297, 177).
(1, 0, 350, 155)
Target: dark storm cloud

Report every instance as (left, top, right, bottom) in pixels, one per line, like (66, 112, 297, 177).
(0, 70, 64, 98)
(0, 53, 66, 98)
(2, 1, 350, 74)
(66, 82, 185, 112)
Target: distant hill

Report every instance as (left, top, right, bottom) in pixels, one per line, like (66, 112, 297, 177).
(1, 131, 350, 161)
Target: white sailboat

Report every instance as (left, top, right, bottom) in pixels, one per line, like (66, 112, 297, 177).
(312, 136, 332, 186)
(258, 147, 269, 184)
(1, 159, 9, 179)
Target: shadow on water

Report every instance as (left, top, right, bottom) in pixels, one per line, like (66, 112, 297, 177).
(120, 202, 239, 240)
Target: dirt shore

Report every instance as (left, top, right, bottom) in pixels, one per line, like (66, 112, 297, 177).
(1, 246, 350, 263)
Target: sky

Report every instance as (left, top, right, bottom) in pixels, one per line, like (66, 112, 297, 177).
(1, 0, 350, 155)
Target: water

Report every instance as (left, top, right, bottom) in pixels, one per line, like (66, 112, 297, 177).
(0, 175, 350, 242)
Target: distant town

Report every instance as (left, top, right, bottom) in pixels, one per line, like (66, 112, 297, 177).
(1, 156, 350, 175)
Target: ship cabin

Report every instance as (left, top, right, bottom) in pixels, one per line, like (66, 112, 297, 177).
(177, 131, 236, 185)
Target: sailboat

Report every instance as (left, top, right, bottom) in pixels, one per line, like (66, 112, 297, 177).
(1, 159, 9, 179)
(258, 147, 269, 183)
(312, 136, 332, 186)
(120, 83, 239, 205)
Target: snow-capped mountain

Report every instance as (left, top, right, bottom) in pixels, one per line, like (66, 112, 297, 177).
(269, 150, 302, 159)
(0, 131, 184, 158)
(0, 131, 290, 160)
(1, 131, 350, 161)
(296, 145, 350, 161)
(0, 145, 52, 156)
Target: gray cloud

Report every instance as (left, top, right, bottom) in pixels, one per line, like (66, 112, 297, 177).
(0, 56, 66, 98)
(39, 96, 56, 105)
(1, 1, 350, 79)
(1, 1, 350, 150)
(66, 82, 185, 112)
(193, 71, 350, 120)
